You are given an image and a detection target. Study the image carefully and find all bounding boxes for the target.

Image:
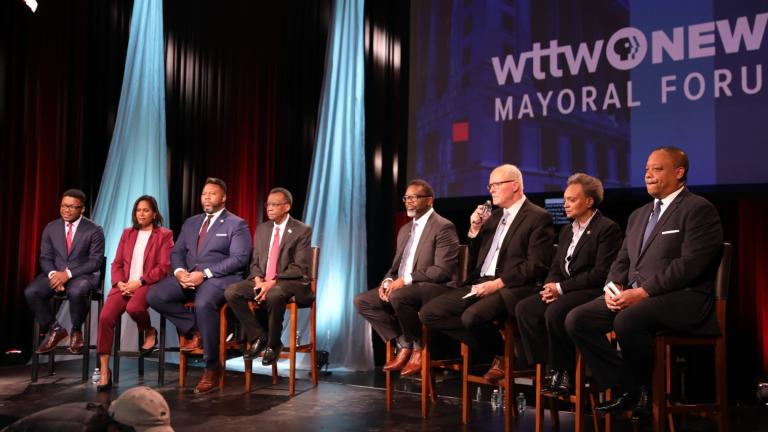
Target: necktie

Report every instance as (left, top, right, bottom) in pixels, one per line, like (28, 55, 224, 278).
(66, 223, 73, 254)
(480, 214, 508, 276)
(641, 200, 662, 251)
(397, 222, 417, 278)
(197, 215, 213, 252)
(265, 226, 281, 281)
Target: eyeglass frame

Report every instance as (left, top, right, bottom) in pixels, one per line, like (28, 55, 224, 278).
(60, 204, 84, 210)
(486, 179, 517, 192)
(264, 201, 289, 208)
(402, 195, 432, 203)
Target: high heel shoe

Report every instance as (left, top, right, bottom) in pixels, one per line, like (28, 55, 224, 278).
(96, 369, 113, 392)
(140, 327, 158, 355)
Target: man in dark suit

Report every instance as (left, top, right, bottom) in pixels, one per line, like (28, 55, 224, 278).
(225, 187, 313, 366)
(25, 189, 105, 354)
(354, 179, 459, 376)
(147, 178, 251, 394)
(566, 147, 723, 416)
(516, 173, 622, 394)
(421, 164, 555, 382)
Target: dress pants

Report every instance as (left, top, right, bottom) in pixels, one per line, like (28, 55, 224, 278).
(515, 290, 599, 370)
(421, 281, 537, 358)
(354, 282, 453, 344)
(565, 289, 714, 392)
(147, 275, 241, 367)
(25, 273, 97, 330)
(97, 283, 153, 354)
(224, 279, 314, 349)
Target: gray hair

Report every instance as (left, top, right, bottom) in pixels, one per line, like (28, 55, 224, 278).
(496, 164, 524, 190)
(567, 173, 604, 207)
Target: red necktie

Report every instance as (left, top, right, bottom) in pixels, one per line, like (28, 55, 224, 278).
(66, 223, 73, 254)
(265, 227, 281, 281)
(197, 215, 213, 253)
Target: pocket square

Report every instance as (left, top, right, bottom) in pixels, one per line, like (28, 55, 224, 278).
(215, 233, 228, 237)
(661, 229, 680, 235)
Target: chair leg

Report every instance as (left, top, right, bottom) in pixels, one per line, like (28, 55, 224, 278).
(715, 337, 728, 432)
(158, 315, 166, 386)
(31, 321, 40, 382)
(179, 334, 187, 388)
(421, 326, 430, 418)
(288, 305, 297, 397)
(535, 364, 545, 432)
(219, 306, 227, 390)
(385, 339, 393, 411)
(245, 356, 252, 392)
(310, 302, 317, 387)
(82, 303, 91, 382)
(652, 339, 667, 432)
(461, 343, 470, 424)
(574, 352, 584, 432)
(503, 323, 514, 432)
(113, 318, 122, 384)
(138, 327, 145, 377)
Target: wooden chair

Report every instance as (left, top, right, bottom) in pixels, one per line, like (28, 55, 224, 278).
(31, 257, 106, 382)
(244, 245, 320, 396)
(461, 318, 535, 431)
(112, 314, 168, 385)
(177, 301, 231, 389)
(384, 245, 469, 417)
(652, 242, 731, 432)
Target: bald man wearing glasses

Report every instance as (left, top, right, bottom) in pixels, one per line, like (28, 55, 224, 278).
(355, 179, 459, 376)
(421, 164, 554, 383)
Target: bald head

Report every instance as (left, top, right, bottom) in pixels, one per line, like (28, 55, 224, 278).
(488, 164, 524, 207)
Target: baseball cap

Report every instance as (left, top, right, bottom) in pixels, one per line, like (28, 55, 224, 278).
(108, 386, 174, 432)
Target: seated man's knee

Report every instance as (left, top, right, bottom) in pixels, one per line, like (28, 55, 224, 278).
(223, 283, 240, 303)
(564, 308, 582, 337)
(460, 308, 487, 329)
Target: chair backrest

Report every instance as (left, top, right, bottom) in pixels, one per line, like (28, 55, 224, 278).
(715, 242, 731, 335)
(457, 245, 469, 284)
(309, 246, 320, 293)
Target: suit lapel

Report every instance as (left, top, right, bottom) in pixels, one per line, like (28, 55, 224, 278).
(201, 210, 227, 252)
(638, 192, 685, 258)
(498, 202, 529, 255)
(570, 211, 600, 260)
(411, 212, 436, 269)
(476, 211, 502, 268)
(68, 218, 89, 256)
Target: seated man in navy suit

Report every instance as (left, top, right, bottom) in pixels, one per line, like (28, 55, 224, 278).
(147, 178, 251, 394)
(25, 189, 105, 354)
(566, 147, 723, 417)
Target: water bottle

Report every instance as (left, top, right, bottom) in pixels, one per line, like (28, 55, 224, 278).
(295, 331, 301, 347)
(490, 389, 500, 410)
(475, 387, 482, 402)
(516, 392, 526, 415)
(91, 368, 101, 384)
(499, 388, 505, 410)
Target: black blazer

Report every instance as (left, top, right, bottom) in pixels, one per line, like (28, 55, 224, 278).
(248, 216, 312, 283)
(384, 210, 460, 286)
(546, 211, 622, 294)
(467, 199, 555, 313)
(607, 188, 723, 297)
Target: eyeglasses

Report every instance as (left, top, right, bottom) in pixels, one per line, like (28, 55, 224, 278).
(402, 195, 431, 203)
(486, 179, 517, 191)
(60, 204, 84, 210)
(264, 201, 288, 208)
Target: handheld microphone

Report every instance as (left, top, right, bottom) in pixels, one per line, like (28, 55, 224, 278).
(482, 200, 492, 216)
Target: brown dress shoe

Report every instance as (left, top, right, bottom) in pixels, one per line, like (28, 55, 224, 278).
(68, 330, 84, 354)
(482, 356, 506, 383)
(36, 327, 68, 354)
(400, 349, 423, 376)
(194, 368, 221, 394)
(180, 331, 202, 352)
(382, 347, 413, 372)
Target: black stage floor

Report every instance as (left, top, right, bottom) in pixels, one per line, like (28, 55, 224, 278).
(0, 358, 765, 431)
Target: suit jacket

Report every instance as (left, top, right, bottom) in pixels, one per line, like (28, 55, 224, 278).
(546, 211, 622, 294)
(467, 199, 555, 312)
(607, 188, 723, 297)
(248, 216, 312, 283)
(171, 209, 252, 277)
(111, 227, 174, 287)
(39, 216, 105, 286)
(383, 210, 460, 286)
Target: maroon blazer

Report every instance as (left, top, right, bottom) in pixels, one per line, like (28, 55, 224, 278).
(111, 227, 174, 287)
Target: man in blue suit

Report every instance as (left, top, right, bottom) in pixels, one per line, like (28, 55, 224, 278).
(147, 178, 251, 394)
(26, 189, 105, 354)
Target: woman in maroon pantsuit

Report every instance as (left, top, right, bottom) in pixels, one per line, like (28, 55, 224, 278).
(96, 195, 173, 390)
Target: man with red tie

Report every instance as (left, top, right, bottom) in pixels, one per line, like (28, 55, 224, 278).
(147, 178, 251, 394)
(25, 189, 105, 354)
(225, 187, 313, 367)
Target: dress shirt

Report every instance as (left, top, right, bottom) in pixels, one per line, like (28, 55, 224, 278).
(481, 196, 527, 277)
(400, 208, 434, 285)
(556, 209, 598, 295)
(49, 215, 83, 279)
(264, 214, 291, 277)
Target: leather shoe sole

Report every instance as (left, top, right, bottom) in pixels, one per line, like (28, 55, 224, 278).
(262, 346, 283, 366)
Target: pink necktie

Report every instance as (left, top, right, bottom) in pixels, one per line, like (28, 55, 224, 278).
(66, 223, 73, 254)
(197, 215, 213, 253)
(265, 227, 281, 281)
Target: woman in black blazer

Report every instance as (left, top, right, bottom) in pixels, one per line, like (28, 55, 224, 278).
(515, 173, 622, 394)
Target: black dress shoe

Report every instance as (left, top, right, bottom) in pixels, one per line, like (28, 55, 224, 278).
(552, 370, 573, 395)
(244, 337, 267, 359)
(541, 369, 561, 393)
(262, 345, 283, 366)
(97, 369, 113, 392)
(595, 390, 637, 413)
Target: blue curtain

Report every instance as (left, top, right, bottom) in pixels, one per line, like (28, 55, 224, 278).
(86, 0, 168, 349)
(303, 0, 372, 370)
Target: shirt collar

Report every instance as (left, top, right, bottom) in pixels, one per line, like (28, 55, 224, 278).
(658, 185, 685, 208)
(273, 214, 291, 232)
(413, 207, 434, 225)
(65, 215, 83, 228)
(572, 209, 598, 232)
(502, 195, 526, 217)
